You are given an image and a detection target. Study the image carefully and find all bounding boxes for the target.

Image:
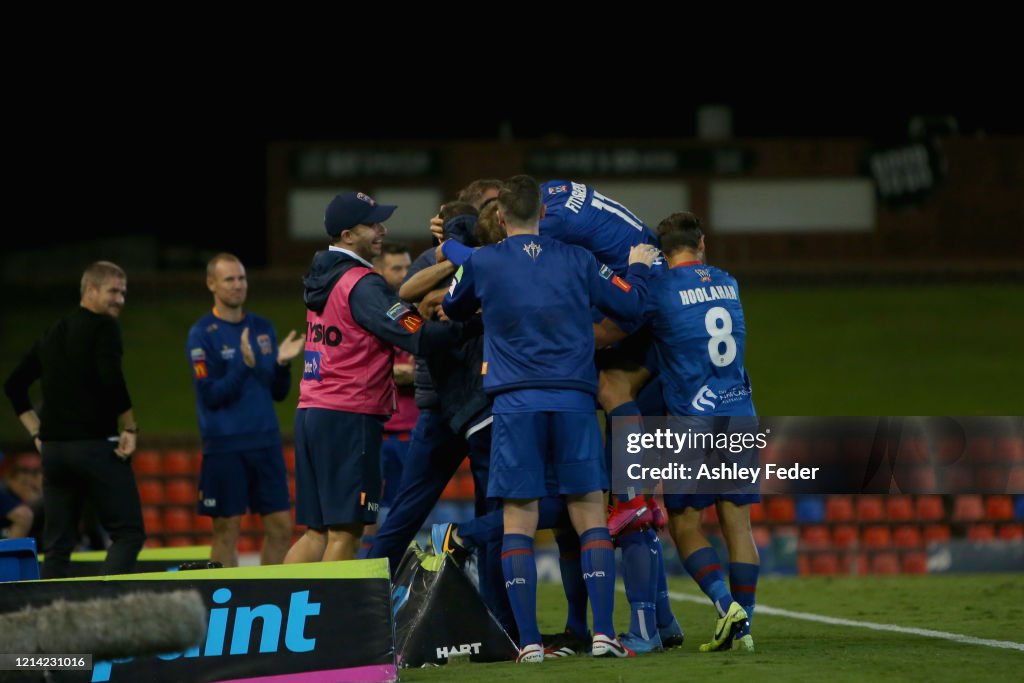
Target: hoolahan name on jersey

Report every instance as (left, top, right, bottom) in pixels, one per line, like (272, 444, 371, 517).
(679, 285, 738, 305)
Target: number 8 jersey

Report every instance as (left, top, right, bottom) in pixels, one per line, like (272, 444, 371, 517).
(645, 260, 755, 416)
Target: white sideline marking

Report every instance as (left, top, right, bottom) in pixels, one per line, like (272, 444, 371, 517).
(666, 590, 1024, 652)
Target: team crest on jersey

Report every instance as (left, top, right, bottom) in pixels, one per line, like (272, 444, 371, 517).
(690, 385, 717, 412)
(257, 334, 272, 355)
(611, 275, 632, 293)
(220, 345, 236, 360)
(400, 314, 424, 333)
(206, 323, 218, 332)
(547, 184, 568, 194)
(522, 241, 543, 262)
(598, 264, 613, 280)
(190, 347, 205, 361)
(386, 302, 411, 320)
(192, 361, 207, 379)
(695, 268, 712, 283)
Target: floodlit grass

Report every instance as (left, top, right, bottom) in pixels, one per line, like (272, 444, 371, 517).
(402, 574, 1024, 682)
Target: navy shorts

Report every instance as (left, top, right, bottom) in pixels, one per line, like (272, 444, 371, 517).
(663, 493, 761, 512)
(197, 444, 291, 518)
(294, 408, 385, 528)
(488, 411, 606, 500)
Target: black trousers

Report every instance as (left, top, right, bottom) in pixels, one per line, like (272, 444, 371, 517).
(40, 440, 145, 578)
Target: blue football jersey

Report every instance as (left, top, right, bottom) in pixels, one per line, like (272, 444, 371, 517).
(540, 180, 659, 274)
(645, 262, 755, 416)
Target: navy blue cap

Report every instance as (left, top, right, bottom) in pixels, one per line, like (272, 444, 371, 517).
(324, 191, 397, 237)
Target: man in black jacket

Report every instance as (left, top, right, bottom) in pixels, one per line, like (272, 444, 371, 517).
(4, 261, 144, 578)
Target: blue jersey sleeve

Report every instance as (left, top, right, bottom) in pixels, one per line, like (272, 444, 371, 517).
(187, 324, 250, 409)
(440, 239, 475, 267)
(441, 258, 480, 322)
(587, 255, 651, 325)
(350, 274, 466, 356)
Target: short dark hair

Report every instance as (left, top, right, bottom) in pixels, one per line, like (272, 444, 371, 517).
(379, 241, 410, 257)
(457, 179, 504, 209)
(656, 212, 704, 256)
(497, 175, 542, 228)
(439, 201, 479, 222)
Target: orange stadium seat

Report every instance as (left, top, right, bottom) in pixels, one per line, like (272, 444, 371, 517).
(283, 445, 296, 474)
(165, 479, 196, 505)
(996, 437, 1024, 464)
(902, 552, 928, 574)
(998, 524, 1023, 541)
(132, 450, 160, 475)
(748, 502, 764, 523)
(862, 525, 892, 549)
(965, 437, 995, 462)
(703, 505, 719, 523)
(143, 538, 163, 549)
(967, 524, 995, 542)
(937, 437, 964, 464)
(766, 496, 796, 522)
(856, 497, 885, 522)
(800, 525, 831, 549)
(752, 526, 772, 548)
(288, 478, 297, 502)
(162, 450, 193, 476)
(142, 506, 162, 534)
(886, 496, 914, 521)
(810, 553, 839, 576)
(892, 526, 921, 548)
(826, 496, 854, 522)
(165, 536, 193, 548)
(1009, 467, 1024, 491)
(915, 496, 945, 521)
(237, 535, 257, 553)
(976, 467, 1008, 493)
(192, 513, 213, 532)
(904, 467, 937, 491)
(137, 480, 164, 505)
(898, 439, 928, 463)
(440, 478, 460, 500)
(986, 495, 1015, 520)
(871, 552, 901, 575)
(923, 524, 951, 544)
(953, 495, 985, 521)
(832, 525, 858, 548)
(943, 466, 974, 491)
(162, 508, 192, 533)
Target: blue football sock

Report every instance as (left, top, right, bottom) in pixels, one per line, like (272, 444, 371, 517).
(580, 527, 617, 637)
(555, 529, 589, 637)
(619, 528, 658, 640)
(730, 561, 759, 633)
(683, 546, 734, 616)
(501, 533, 541, 647)
(651, 533, 676, 629)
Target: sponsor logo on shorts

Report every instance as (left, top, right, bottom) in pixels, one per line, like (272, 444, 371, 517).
(690, 384, 717, 412)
